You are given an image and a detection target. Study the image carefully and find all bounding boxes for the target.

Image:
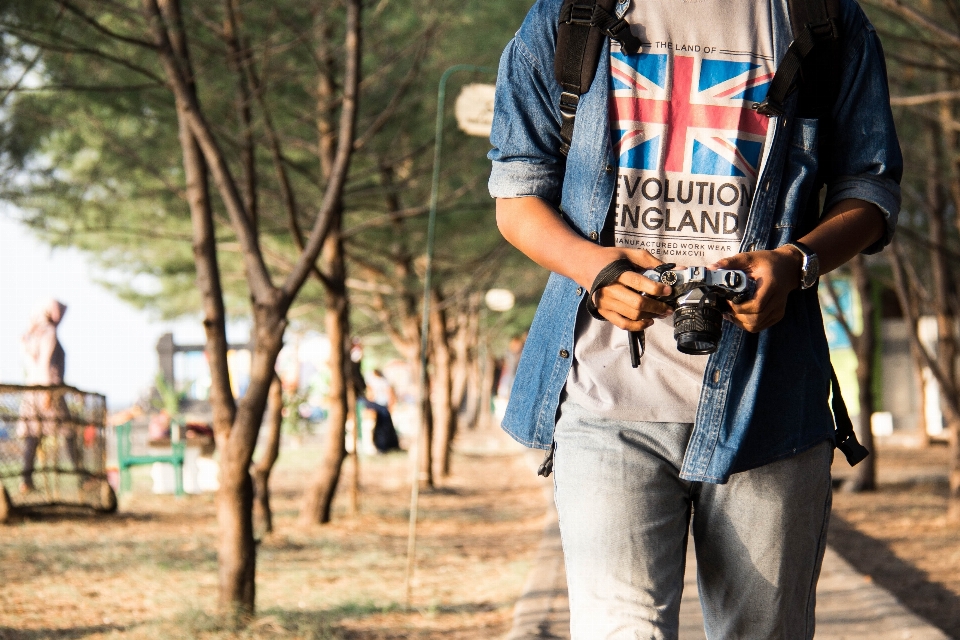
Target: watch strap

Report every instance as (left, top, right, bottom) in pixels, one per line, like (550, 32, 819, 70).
(786, 241, 818, 289)
(787, 240, 813, 258)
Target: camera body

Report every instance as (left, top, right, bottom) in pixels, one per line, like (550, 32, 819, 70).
(641, 265, 754, 355)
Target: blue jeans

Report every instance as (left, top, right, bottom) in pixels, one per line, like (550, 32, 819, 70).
(553, 401, 833, 639)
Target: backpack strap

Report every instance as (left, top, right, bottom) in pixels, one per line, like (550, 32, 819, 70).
(754, 0, 841, 118)
(554, 0, 641, 156)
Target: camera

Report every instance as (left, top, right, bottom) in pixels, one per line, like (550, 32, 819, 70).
(640, 264, 754, 356)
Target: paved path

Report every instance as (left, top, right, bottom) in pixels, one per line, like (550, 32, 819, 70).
(505, 486, 949, 640)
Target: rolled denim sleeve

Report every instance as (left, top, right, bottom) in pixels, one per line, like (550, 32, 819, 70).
(823, 5, 903, 254)
(488, 1, 566, 204)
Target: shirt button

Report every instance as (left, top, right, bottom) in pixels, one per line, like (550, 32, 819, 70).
(590, 231, 599, 241)
(712, 370, 720, 383)
(559, 349, 570, 358)
(576, 287, 584, 296)
(605, 164, 614, 174)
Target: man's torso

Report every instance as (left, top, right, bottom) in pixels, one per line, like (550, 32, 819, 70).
(565, 0, 778, 423)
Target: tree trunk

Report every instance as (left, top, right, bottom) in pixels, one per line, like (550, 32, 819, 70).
(217, 455, 256, 616)
(461, 308, 482, 430)
(299, 229, 350, 525)
(252, 375, 283, 536)
(847, 255, 877, 492)
(912, 345, 931, 446)
(451, 308, 470, 423)
(144, 0, 362, 614)
(462, 350, 481, 430)
(479, 342, 495, 430)
(347, 371, 360, 515)
(419, 367, 435, 489)
(430, 291, 456, 478)
(928, 117, 960, 523)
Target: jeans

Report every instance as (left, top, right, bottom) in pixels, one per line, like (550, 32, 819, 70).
(553, 400, 833, 640)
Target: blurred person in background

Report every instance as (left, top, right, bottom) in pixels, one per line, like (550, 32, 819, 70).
(17, 299, 77, 493)
(363, 369, 400, 453)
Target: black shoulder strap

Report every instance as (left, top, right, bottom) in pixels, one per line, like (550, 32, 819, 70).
(831, 366, 870, 466)
(554, 0, 640, 156)
(755, 0, 841, 118)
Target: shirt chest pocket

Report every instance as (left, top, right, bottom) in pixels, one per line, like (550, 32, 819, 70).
(771, 118, 821, 247)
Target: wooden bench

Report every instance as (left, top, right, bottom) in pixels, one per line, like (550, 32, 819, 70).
(116, 421, 185, 497)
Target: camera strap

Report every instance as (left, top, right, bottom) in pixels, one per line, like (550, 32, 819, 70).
(586, 258, 675, 367)
(830, 366, 870, 466)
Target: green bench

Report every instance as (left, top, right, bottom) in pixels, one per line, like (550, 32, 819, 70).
(116, 421, 186, 497)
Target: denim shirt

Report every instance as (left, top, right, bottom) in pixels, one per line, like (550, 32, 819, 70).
(488, 0, 902, 483)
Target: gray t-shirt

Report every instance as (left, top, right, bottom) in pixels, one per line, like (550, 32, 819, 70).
(566, 0, 778, 422)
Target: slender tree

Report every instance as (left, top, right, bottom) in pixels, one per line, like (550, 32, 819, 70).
(252, 375, 283, 536)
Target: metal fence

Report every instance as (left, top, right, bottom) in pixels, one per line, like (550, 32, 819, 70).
(0, 384, 116, 515)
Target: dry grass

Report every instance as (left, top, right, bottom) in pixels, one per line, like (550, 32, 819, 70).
(0, 427, 546, 639)
(830, 442, 960, 638)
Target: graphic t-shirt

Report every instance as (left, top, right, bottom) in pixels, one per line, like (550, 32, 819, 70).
(565, 0, 777, 423)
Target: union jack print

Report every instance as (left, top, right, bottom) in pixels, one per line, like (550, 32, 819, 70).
(611, 50, 773, 178)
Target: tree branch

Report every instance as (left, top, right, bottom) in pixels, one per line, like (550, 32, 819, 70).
(890, 89, 960, 106)
(58, 0, 158, 49)
(279, 0, 361, 304)
(353, 35, 430, 151)
(1, 28, 167, 85)
(869, 0, 960, 49)
(822, 273, 859, 350)
(143, 0, 276, 302)
(889, 241, 960, 420)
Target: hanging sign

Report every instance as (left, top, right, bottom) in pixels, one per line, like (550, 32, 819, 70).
(454, 83, 496, 138)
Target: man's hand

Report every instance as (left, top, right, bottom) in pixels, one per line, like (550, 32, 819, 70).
(591, 248, 674, 332)
(711, 247, 802, 333)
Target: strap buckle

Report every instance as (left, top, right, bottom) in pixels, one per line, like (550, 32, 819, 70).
(559, 91, 581, 115)
(568, 2, 595, 25)
(753, 98, 784, 118)
(808, 17, 840, 41)
(605, 19, 643, 54)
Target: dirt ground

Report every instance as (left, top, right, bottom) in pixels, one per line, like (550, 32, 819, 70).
(830, 440, 960, 639)
(0, 427, 546, 639)
(4, 427, 960, 640)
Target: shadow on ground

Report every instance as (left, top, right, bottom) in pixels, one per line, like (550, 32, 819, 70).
(828, 514, 960, 638)
(0, 625, 127, 639)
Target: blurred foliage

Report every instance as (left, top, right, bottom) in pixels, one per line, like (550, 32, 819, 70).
(0, 0, 543, 356)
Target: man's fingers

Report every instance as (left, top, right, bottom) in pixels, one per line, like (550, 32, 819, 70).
(621, 248, 664, 270)
(726, 306, 784, 333)
(599, 308, 655, 332)
(617, 271, 672, 297)
(597, 284, 673, 318)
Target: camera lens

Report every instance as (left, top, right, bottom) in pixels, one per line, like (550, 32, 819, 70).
(673, 305, 723, 355)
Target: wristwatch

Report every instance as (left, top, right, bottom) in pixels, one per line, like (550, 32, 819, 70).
(786, 241, 819, 290)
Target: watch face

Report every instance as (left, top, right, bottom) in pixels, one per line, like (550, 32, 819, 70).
(802, 255, 820, 289)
